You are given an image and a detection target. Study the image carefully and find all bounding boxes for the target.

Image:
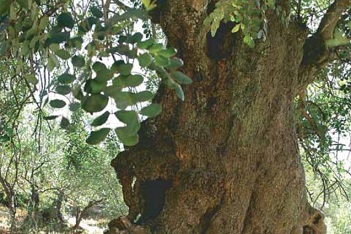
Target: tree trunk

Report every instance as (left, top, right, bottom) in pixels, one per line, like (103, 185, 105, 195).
(111, 1, 326, 233)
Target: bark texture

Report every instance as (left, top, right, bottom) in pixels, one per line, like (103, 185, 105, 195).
(108, 0, 339, 233)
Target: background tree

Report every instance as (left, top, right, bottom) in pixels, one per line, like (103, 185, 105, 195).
(0, 0, 351, 233)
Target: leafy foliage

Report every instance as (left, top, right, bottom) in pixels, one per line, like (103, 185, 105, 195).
(0, 0, 192, 146)
(204, 0, 276, 47)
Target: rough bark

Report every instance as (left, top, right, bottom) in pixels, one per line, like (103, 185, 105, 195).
(109, 0, 349, 233)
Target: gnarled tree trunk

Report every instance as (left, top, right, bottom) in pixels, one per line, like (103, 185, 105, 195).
(110, 1, 331, 233)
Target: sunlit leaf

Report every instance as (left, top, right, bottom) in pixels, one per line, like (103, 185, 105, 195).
(174, 83, 185, 101)
(25, 74, 38, 85)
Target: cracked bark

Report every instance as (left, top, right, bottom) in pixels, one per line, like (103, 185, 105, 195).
(109, 0, 350, 233)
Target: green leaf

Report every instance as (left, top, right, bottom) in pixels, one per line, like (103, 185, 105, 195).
(38, 16, 49, 30)
(86, 128, 110, 145)
(60, 117, 70, 129)
(78, 17, 97, 33)
(174, 83, 185, 101)
(0, 0, 11, 16)
(57, 12, 75, 29)
(132, 91, 154, 102)
(49, 43, 60, 52)
(69, 102, 80, 111)
(148, 43, 164, 53)
(91, 111, 110, 126)
(55, 49, 71, 60)
(155, 55, 170, 67)
(47, 31, 70, 44)
(17, 0, 29, 9)
(115, 63, 133, 76)
(243, 35, 255, 48)
(58, 73, 75, 84)
(165, 58, 184, 70)
(81, 94, 109, 113)
(92, 61, 107, 72)
(0, 43, 8, 56)
(112, 91, 134, 110)
(50, 99, 66, 108)
(113, 75, 143, 88)
(84, 79, 107, 94)
(157, 48, 177, 57)
(103, 85, 122, 97)
(91, 6, 104, 18)
(73, 88, 84, 100)
(115, 127, 139, 146)
(232, 23, 241, 33)
(25, 74, 38, 85)
(171, 71, 192, 84)
(138, 53, 153, 67)
(127, 32, 143, 44)
(141, 0, 157, 11)
(140, 103, 162, 117)
(68, 37, 83, 49)
(137, 38, 154, 49)
(115, 110, 140, 134)
(48, 53, 60, 71)
(95, 69, 114, 82)
(0, 135, 10, 142)
(43, 115, 59, 120)
(56, 85, 71, 95)
(71, 55, 85, 67)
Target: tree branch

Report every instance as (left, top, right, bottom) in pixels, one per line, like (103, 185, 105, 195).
(316, 0, 351, 41)
(302, 0, 350, 66)
(298, 0, 350, 88)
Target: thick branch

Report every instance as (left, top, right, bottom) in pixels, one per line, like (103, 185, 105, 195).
(303, 0, 350, 65)
(316, 0, 351, 41)
(299, 0, 350, 88)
